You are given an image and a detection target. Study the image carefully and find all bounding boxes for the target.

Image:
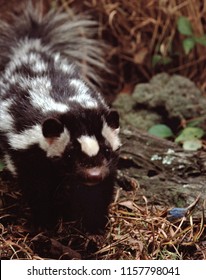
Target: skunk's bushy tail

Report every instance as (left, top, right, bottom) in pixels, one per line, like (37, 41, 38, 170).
(0, 2, 115, 97)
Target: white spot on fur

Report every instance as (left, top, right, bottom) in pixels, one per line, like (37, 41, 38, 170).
(60, 63, 74, 73)
(11, 38, 49, 61)
(77, 135, 99, 157)
(102, 122, 121, 151)
(4, 154, 17, 176)
(53, 53, 61, 62)
(8, 124, 43, 150)
(6, 39, 49, 75)
(54, 54, 76, 73)
(69, 94, 98, 108)
(8, 124, 70, 157)
(1, 75, 68, 113)
(70, 79, 88, 95)
(41, 128, 70, 158)
(26, 76, 69, 113)
(4, 73, 19, 84)
(70, 79, 98, 108)
(7, 52, 48, 74)
(0, 99, 14, 131)
(29, 53, 48, 73)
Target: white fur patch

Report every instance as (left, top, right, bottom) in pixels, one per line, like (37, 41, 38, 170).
(69, 94, 98, 108)
(8, 124, 43, 150)
(77, 135, 99, 157)
(12, 38, 49, 61)
(1, 75, 68, 113)
(0, 99, 14, 131)
(3, 72, 19, 85)
(59, 63, 74, 73)
(70, 79, 88, 95)
(8, 124, 70, 157)
(54, 53, 76, 73)
(70, 79, 98, 108)
(41, 128, 70, 158)
(4, 154, 17, 176)
(15, 38, 45, 52)
(29, 53, 48, 73)
(7, 52, 48, 74)
(27, 76, 69, 113)
(6, 39, 49, 76)
(102, 122, 121, 151)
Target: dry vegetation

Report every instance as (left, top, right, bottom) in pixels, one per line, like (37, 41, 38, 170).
(59, 0, 206, 93)
(1, 0, 206, 260)
(1, 182, 206, 260)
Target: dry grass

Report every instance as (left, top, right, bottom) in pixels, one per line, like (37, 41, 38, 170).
(54, 0, 206, 93)
(1, 182, 206, 260)
(98, 202, 206, 259)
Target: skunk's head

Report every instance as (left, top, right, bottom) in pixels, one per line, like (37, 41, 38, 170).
(41, 108, 121, 186)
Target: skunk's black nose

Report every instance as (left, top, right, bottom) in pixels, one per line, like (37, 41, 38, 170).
(81, 167, 108, 186)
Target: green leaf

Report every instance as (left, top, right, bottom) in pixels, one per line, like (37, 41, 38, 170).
(152, 54, 162, 67)
(182, 37, 195, 54)
(177, 16, 193, 36)
(0, 161, 5, 172)
(148, 124, 174, 138)
(152, 55, 172, 67)
(194, 35, 206, 46)
(161, 56, 172, 65)
(183, 139, 202, 151)
(175, 127, 204, 143)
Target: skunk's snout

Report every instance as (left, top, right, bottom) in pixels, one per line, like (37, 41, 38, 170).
(78, 166, 109, 186)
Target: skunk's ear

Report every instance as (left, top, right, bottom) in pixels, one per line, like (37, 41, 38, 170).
(42, 117, 64, 138)
(102, 110, 121, 151)
(105, 109, 119, 129)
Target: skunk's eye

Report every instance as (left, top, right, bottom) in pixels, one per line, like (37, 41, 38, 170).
(104, 147, 111, 158)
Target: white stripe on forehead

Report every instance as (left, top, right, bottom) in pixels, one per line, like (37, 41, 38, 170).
(77, 135, 99, 157)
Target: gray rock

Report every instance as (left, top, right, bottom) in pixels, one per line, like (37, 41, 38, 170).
(114, 73, 206, 131)
(132, 73, 206, 120)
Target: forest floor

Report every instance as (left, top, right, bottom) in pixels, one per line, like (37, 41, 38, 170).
(1, 73, 206, 260)
(0, 0, 206, 260)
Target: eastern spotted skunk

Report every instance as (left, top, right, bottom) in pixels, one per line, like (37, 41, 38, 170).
(0, 5, 121, 232)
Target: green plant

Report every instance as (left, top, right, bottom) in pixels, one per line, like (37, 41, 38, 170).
(177, 16, 206, 54)
(152, 54, 172, 67)
(152, 41, 173, 68)
(148, 124, 174, 138)
(152, 15, 206, 67)
(148, 123, 205, 151)
(175, 127, 204, 151)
